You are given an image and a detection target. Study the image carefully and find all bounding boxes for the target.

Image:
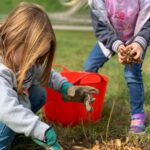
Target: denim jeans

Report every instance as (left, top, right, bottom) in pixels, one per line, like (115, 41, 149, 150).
(84, 43, 145, 115)
(0, 85, 46, 150)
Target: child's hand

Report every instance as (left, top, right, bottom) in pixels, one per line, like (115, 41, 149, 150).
(62, 86, 99, 112)
(33, 127, 63, 150)
(117, 44, 126, 64)
(126, 43, 143, 61)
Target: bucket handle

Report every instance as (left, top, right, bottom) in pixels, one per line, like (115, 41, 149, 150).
(72, 73, 101, 84)
(53, 64, 70, 72)
(53, 64, 101, 84)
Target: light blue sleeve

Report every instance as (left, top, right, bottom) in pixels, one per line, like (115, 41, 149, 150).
(0, 68, 49, 141)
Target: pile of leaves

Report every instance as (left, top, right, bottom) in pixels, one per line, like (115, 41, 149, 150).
(71, 138, 148, 150)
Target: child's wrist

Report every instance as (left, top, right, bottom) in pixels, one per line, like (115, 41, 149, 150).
(132, 42, 144, 51)
(133, 36, 147, 51)
(33, 127, 57, 148)
(44, 127, 57, 145)
(60, 82, 73, 95)
(112, 40, 124, 53)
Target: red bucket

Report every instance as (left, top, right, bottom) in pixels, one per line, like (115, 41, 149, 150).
(43, 65, 108, 127)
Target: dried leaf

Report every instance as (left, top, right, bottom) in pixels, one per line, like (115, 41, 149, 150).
(72, 146, 89, 150)
(115, 139, 122, 147)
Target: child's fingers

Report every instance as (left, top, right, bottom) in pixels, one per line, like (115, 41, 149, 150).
(130, 48, 137, 55)
(130, 49, 140, 60)
(133, 51, 141, 60)
(118, 53, 126, 60)
(118, 48, 126, 55)
(126, 44, 133, 49)
(118, 44, 126, 55)
(84, 94, 93, 112)
(89, 97, 96, 104)
(126, 45, 130, 49)
(80, 86, 99, 94)
(118, 58, 125, 64)
(118, 53, 126, 64)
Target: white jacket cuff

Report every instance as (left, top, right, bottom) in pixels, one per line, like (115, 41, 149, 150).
(30, 121, 50, 141)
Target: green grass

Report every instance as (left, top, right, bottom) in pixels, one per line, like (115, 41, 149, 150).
(0, 0, 66, 13)
(12, 30, 150, 149)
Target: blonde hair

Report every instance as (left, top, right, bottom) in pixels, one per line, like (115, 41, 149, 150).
(0, 2, 56, 93)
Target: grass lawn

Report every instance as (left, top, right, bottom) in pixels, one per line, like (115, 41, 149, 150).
(12, 30, 150, 149)
(0, 0, 66, 13)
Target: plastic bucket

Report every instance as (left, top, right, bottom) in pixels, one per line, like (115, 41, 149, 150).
(43, 65, 108, 127)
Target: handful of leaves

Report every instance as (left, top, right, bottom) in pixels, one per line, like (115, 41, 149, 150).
(119, 47, 142, 64)
(63, 86, 99, 112)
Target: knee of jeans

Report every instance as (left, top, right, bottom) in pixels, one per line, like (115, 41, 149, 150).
(38, 89, 47, 105)
(30, 88, 47, 113)
(0, 123, 16, 149)
(124, 72, 142, 84)
(29, 85, 47, 105)
(84, 61, 98, 72)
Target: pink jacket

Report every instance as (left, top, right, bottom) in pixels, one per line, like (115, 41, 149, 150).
(105, 0, 140, 41)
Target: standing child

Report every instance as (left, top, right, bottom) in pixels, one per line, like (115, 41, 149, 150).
(84, 0, 150, 133)
(0, 3, 99, 150)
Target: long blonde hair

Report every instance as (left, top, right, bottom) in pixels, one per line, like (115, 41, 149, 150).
(0, 3, 56, 93)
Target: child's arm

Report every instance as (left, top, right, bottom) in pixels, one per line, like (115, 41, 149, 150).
(0, 78, 50, 140)
(0, 66, 63, 148)
(133, 18, 150, 50)
(48, 69, 68, 91)
(49, 70, 99, 112)
(0, 65, 51, 141)
(90, 9, 123, 53)
(61, 83, 99, 112)
(124, 19, 150, 61)
(32, 65, 99, 112)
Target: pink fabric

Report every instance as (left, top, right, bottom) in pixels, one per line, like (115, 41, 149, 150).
(104, 0, 140, 42)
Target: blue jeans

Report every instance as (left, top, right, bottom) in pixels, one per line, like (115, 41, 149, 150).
(0, 85, 46, 150)
(84, 43, 145, 115)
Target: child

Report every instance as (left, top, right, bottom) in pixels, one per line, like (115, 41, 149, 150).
(0, 3, 99, 150)
(84, 0, 150, 133)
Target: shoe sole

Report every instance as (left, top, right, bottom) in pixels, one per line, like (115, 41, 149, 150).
(127, 131, 146, 136)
